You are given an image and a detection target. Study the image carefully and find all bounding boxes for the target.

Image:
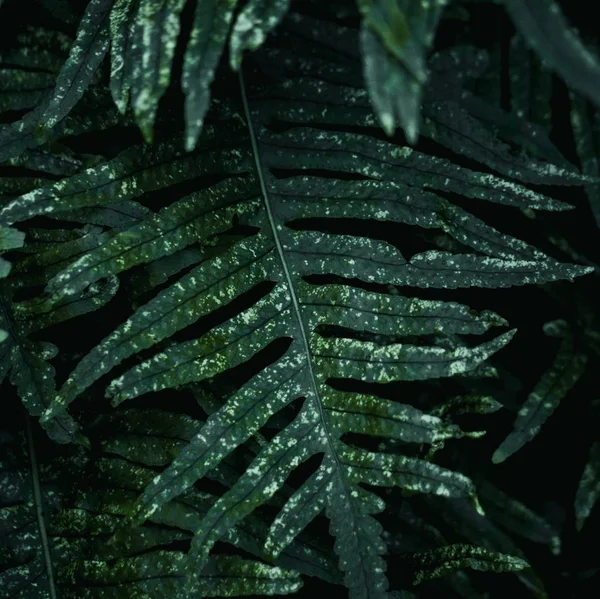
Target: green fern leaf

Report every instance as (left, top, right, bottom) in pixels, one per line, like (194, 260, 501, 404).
(570, 92, 600, 229)
(0, 121, 248, 226)
(423, 494, 549, 597)
(430, 395, 503, 418)
(492, 320, 588, 463)
(503, 0, 600, 108)
(6, 147, 88, 178)
(130, 0, 187, 142)
(42, 177, 260, 305)
(57, 552, 302, 598)
(109, 0, 140, 113)
(0, 225, 25, 253)
(402, 544, 528, 585)
(11, 224, 109, 288)
(0, 419, 60, 598)
(88, 407, 340, 584)
(0, 290, 80, 444)
(39, 0, 111, 130)
(1, 26, 71, 73)
(0, 68, 56, 113)
(63, 97, 555, 599)
(0, 414, 306, 598)
(0, 0, 111, 162)
(575, 440, 600, 531)
(229, 0, 291, 71)
(358, 0, 446, 142)
(182, 0, 237, 150)
(0, 226, 24, 342)
(9, 8, 595, 597)
(3, 3, 599, 598)
(477, 479, 561, 555)
(258, 127, 574, 210)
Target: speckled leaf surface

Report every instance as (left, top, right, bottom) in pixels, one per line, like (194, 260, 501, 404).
(129, 0, 187, 141)
(1, 5, 597, 599)
(108, 0, 140, 113)
(229, 0, 290, 70)
(0, 291, 80, 444)
(0, 416, 306, 599)
(401, 544, 528, 585)
(0, 0, 112, 163)
(0, 120, 249, 226)
(23, 18, 593, 598)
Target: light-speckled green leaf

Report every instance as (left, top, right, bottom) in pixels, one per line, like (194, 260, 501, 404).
(43, 176, 260, 305)
(108, 0, 140, 113)
(402, 544, 528, 585)
(23, 13, 596, 598)
(0, 292, 79, 443)
(41, 233, 276, 420)
(259, 127, 573, 211)
(0, 0, 111, 163)
(57, 552, 302, 598)
(229, 0, 290, 70)
(39, 0, 112, 130)
(130, 0, 187, 141)
(0, 122, 249, 226)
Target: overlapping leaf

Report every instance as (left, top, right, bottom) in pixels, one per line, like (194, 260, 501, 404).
(0, 414, 306, 599)
(570, 92, 600, 229)
(400, 544, 528, 586)
(503, 0, 600, 108)
(575, 440, 600, 531)
(1, 5, 596, 599)
(493, 320, 588, 463)
(0, 0, 112, 162)
(358, 0, 447, 142)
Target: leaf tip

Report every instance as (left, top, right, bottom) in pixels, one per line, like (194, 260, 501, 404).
(379, 112, 395, 136)
(491, 446, 508, 464)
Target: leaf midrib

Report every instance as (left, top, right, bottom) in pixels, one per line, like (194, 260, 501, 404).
(239, 69, 377, 596)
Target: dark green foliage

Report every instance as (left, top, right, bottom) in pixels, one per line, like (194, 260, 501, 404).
(1, 1, 599, 599)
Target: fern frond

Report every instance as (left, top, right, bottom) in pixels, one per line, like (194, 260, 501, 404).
(475, 479, 561, 555)
(13, 9, 590, 597)
(0, 411, 308, 598)
(181, 0, 237, 150)
(2, 5, 596, 597)
(570, 92, 600, 229)
(504, 0, 600, 109)
(0, 0, 111, 162)
(575, 440, 600, 531)
(0, 224, 25, 341)
(423, 493, 549, 597)
(0, 2, 598, 598)
(401, 543, 528, 586)
(0, 119, 248, 227)
(0, 288, 80, 444)
(492, 320, 588, 464)
(358, 0, 446, 142)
